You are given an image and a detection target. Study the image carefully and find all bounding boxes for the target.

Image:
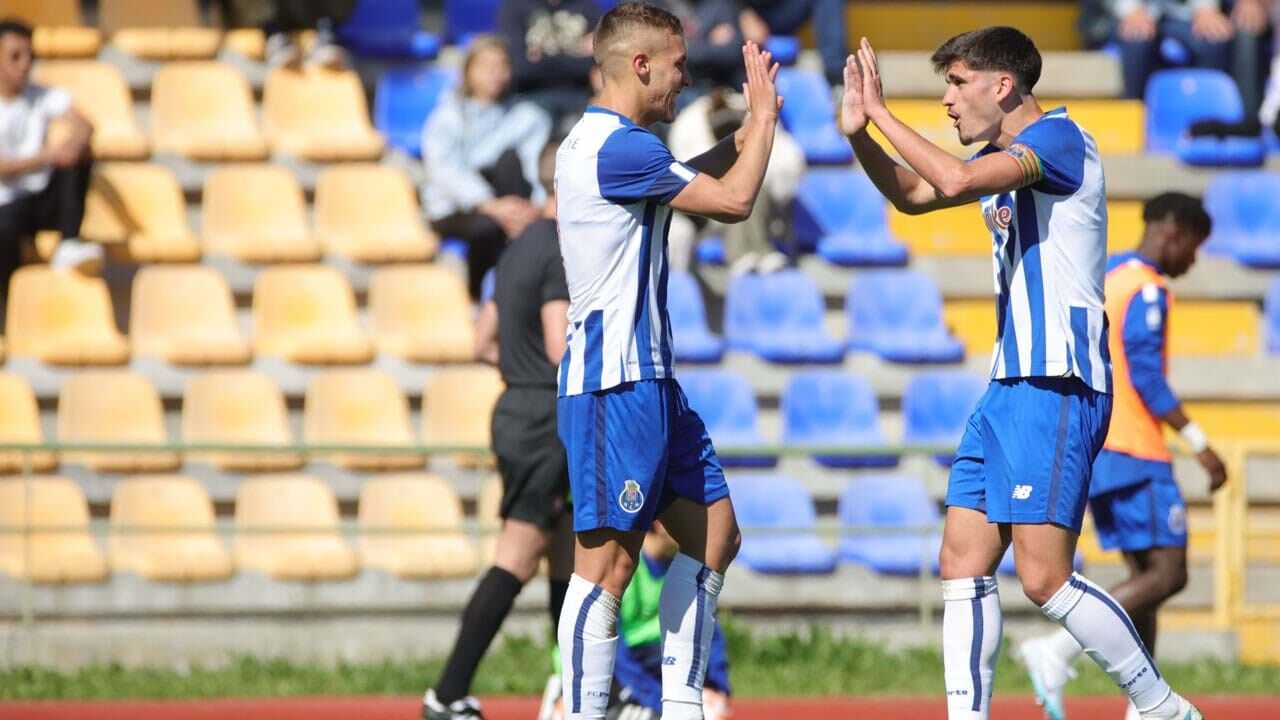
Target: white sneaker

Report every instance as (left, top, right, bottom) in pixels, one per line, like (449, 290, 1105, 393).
(1138, 692, 1203, 720)
(537, 674, 562, 720)
(1017, 636, 1075, 720)
(49, 239, 103, 275)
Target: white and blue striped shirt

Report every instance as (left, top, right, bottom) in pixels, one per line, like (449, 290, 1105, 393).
(974, 107, 1113, 394)
(555, 107, 698, 397)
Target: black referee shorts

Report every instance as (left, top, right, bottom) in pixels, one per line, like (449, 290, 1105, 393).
(491, 386, 569, 529)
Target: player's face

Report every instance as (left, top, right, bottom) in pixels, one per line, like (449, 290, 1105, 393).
(941, 61, 1004, 146)
(0, 33, 32, 93)
(647, 32, 691, 123)
(467, 45, 511, 103)
(1165, 228, 1207, 278)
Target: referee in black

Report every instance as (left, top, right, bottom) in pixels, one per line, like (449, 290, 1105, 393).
(423, 139, 573, 720)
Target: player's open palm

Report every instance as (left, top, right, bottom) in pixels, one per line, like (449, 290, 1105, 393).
(741, 41, 781, 122)
(840, 54, 867, 135)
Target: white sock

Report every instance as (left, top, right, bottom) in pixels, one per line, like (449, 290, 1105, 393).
(1041, 573, 1179, 717)
(1045, 626, 1085, 666)
(659, 552, 725, 720)
(942, 576, 1002, 720)
(558, 574, 621, 720)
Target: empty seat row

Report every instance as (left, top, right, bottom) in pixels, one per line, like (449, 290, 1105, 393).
(7, 263, 471, 366)
(0, 366, 502, 473)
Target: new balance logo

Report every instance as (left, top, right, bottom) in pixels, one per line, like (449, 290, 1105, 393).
(1012, 485, 1033, 500)
(662, 656, 678, 666)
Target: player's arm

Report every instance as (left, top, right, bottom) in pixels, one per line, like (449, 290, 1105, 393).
(474, 300, 499, 365)
(683, 131, 741, 178)
(541, 299, 569, 365)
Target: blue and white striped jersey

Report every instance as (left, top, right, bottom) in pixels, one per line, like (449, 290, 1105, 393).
(973, 107, 1113, 394)
(555, 107, 699, 397)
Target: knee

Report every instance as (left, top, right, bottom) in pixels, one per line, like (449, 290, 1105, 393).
(1157, 563, 1189, 599)
(938, 541, 987, 581)
(721, 524, 742, 569)
(1018, 567, 1071, 607)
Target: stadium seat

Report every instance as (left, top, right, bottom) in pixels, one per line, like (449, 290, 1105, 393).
(304, 369, 425, 471)
(358, 474, 479, 579)
(263, 67, 385, 161)
(222, 27, 265, 60)
(150, 63, 269, 161)
(0, 0, 101, 57)
(942, 300, 995, 359)
(202, 164, 320, 262)
(902, 370, 987, 466)
(109, 475, 234, 582)
(99, 0, 221, 59)
(729, 474, 837, 575)
(181, 371, 303, 471)
(82, 163, 201, 262)
(1107, 200, 1144, 254)
(1038, 99, 1145, 155)
(252, 265, 373, 364)
(838, 475, 940, 576)
(780, 371, 896, 468)
(0, 372, 57, 472)
(5, 266, 129, 365)
(1145, 69, 1265, 166)
(845, 270, 964, 363)
(444, 0, 499, 44)
(694, 235, 724, 265)
(1203, 172, 1280, 268)
(315, 164, 436, 263)
(775, 67, 853, 165)
(338, 0, 440, 60)
(1167, 301, 1260, 356)
(792, 169, 908, 265)
(724, 270, 844, 363)
(889, 203, 990, 256)
(677, 369, 773, 468)
(1266, 279, 1280, 354)
(368, 265, 474, 363)
(57, 371, 180, 472)
(130, 265, 251, 365)
(374, 65, 457, 158)
(32, 62, 148, 160)
(667, 270, 725, 363)
(234, 474, 360, 581)
(1178, 402, 1280, 442)
(0, 476, 108, 583)
(764, 35, 799, 65)
(421, 366, 504, 467)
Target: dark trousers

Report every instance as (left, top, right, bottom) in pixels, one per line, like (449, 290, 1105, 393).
(1118, 17, 1231, 99)
(753, 0, 848, 84)
(0, 158, 92, 308)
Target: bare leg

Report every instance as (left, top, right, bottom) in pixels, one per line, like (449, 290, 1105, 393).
(657, 495, 742, 573)
(1107, 547, 1189, 654)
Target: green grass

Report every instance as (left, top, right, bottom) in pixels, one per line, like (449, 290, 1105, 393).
(2, 621, 1277, 700)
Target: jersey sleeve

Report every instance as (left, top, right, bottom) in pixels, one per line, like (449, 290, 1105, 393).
(1121, 283, 1180, 417)
(597, 125, 699, 205)
(1006, 116, 1086, 195)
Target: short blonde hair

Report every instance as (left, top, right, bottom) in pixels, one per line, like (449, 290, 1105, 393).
(593, 2, 683, 74)
(460, 34, 510, 99)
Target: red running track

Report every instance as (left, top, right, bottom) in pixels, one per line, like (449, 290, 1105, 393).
(3, 695, 1279, 719)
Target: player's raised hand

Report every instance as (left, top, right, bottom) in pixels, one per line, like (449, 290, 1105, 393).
(741, 41, 782, 122)
(840, 54, 867, 135)
(855, 37, 887, 116)
(1198, 447, 1228, 492)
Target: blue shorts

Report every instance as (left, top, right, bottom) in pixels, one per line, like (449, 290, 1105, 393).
(557, 379, 730, 533)
(946, 377, 1112, 531)
(1090, 459, 1187, 552)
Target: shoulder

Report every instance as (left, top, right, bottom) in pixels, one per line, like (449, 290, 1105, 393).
(600, 123, 671, 158)
(1013, 112, 1086, 158)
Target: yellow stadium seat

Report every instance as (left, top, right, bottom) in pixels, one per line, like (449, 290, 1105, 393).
(181, 371, 302, 471)
(1107, 200, 1144, 255)
(32, 62, 148, 160)
(422, 366, 504, 467)
(130, 265, 250, 365)
(100, 0, 221, 59)
(358, 474, 478, 578)
(890, 204, 991, 256)
(314, 165, 436, 263)
(263, 67, 385, 161)
(109, 475, 234, 582)
(1175, 402, 1280, 444)
(222, 28, 265, 60)
(943, 299, 996, 358)
(202, 164, 320, 262)
(81, 164, 201, 262)
(1167, 301, 1260, 356)
(252, 265, 373, 364)
(477, 474, 502, 564)
(0, 0, 101, 57)
(58, 371, 179, 472)
(151, 63, 268, 161)
(235, 474, 359, 581)
(0, 372, 57, 472)
(5, 266, 129, 365)
(0, 476, 108, 583)
(303, 370, 424, 470)
(369, 265, 474, 363)
(1038, 99, 1144, 156)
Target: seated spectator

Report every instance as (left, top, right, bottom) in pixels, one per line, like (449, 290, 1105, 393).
(1230, 0, 1275, 124)
(499, 0, 599, 130)
(0, 19, 97, 314)
(219, 0, 356, 68)
(422, 36, 551, 299)
(739, 0, 848, 85)
(1111, 0, 1235, 99)
(660, 0, 745, 98)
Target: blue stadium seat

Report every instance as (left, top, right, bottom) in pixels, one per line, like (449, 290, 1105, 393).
(775, 67, 853, 165)
(1145, 69, 1266, 167)
(375, 66, 458, 158)
(338, 0, 440, 60)
(730, 474, 837, 575)
(781, 371, 896, 468)
(902, 370, 987, 467)
(838, 475, 941, 575)
(1203, 171, 1280, 268)
(1266, 279, 1280, 354)
(724, 270, 844, 363)
(846, 270, 963, 362)
(667, 270, 725, 363)
(765, 36, 799, 66)
(678, 369, 774, 468)
(695, 236, 724, 265)
(444, 0, 500, 45)
(792, 169, 908, 266)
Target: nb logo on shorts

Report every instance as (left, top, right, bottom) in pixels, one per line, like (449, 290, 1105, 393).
(1012, 485, 1033, 500)
(619, 479, 645, 514)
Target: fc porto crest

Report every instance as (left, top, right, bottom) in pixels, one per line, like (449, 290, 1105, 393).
(618, 479, 644, 514)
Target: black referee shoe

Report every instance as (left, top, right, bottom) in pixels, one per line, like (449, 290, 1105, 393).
(422, 689, 485, 720)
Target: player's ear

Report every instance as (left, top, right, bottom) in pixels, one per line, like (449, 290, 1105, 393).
(632, 51, 650, 82)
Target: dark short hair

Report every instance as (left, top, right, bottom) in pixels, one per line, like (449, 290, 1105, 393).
(1143, 192, 1212, 238)
(0, 18, 33, 42)
(931, 26, 1042, 92)
(594, 2, 683, 66)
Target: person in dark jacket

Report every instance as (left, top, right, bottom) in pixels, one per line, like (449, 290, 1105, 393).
(498, 0, 600, 129)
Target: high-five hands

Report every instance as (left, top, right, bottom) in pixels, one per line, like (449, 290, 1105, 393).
(741, 41, 783, 122)
(841, 37, 886, 136)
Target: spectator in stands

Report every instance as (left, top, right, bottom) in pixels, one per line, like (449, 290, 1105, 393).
(1109, 0, 1237, 99)
(1260, 1, 1280, 136)
(421, 36, 551, 299)
(218, 0, 355, 69)
(659, 0, 746, 97)
(0, 19, 97, 310)
(738, 0, 849, 85)
(498, 0, 599, 130)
